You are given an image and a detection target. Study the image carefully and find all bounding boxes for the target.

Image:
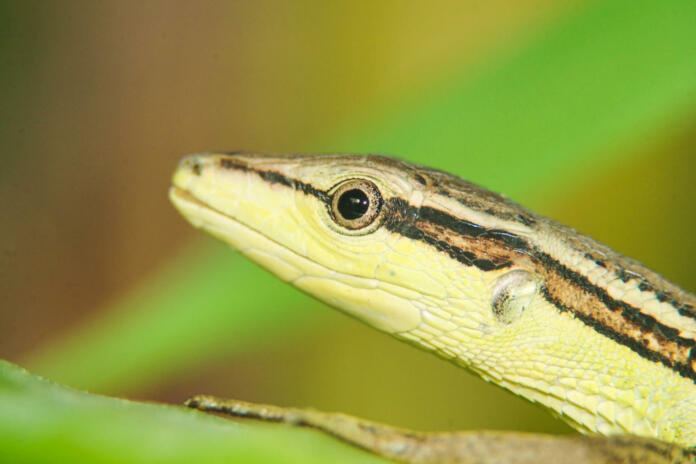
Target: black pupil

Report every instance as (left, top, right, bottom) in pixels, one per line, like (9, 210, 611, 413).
(337, 189, 369, 220)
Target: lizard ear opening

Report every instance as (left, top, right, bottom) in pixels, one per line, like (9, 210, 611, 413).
(491, 270, 538, 325)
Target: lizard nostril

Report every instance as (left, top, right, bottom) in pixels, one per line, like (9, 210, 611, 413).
(191, 160, 202, 176)
(180, 155, 203, 176)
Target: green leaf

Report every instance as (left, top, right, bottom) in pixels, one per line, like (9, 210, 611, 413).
(0, 360, 389, 464)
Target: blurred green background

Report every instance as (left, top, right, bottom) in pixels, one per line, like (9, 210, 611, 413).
(1, 0, 696, 461)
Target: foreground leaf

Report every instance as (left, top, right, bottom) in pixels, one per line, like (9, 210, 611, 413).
(0, 361, 388, 464)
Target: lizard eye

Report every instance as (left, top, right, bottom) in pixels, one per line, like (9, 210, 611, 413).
(330, 179, 383, 230)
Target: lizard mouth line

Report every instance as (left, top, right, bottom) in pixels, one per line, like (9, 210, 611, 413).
(169, 185, 316, 262)
(169, 186, 299, 260)
(168, 185, 423, 333)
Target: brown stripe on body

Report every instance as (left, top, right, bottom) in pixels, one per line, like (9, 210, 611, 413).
(383, 199, 696, 382)
(539, 266, 696, 381)
(414, 219, 526, 270)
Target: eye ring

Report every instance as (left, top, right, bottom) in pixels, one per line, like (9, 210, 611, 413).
(330, 179, 383, 230)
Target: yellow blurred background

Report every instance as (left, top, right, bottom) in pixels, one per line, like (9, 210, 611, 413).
(2, 0, 695, 440)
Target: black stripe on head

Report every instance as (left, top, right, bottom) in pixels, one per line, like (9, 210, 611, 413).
(219, 158, 330, 202)
(417, 207, 531, 251)
(218, 159, 529, 259)
(382, 198, 514, 271)
(218, 158, 527, 271)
